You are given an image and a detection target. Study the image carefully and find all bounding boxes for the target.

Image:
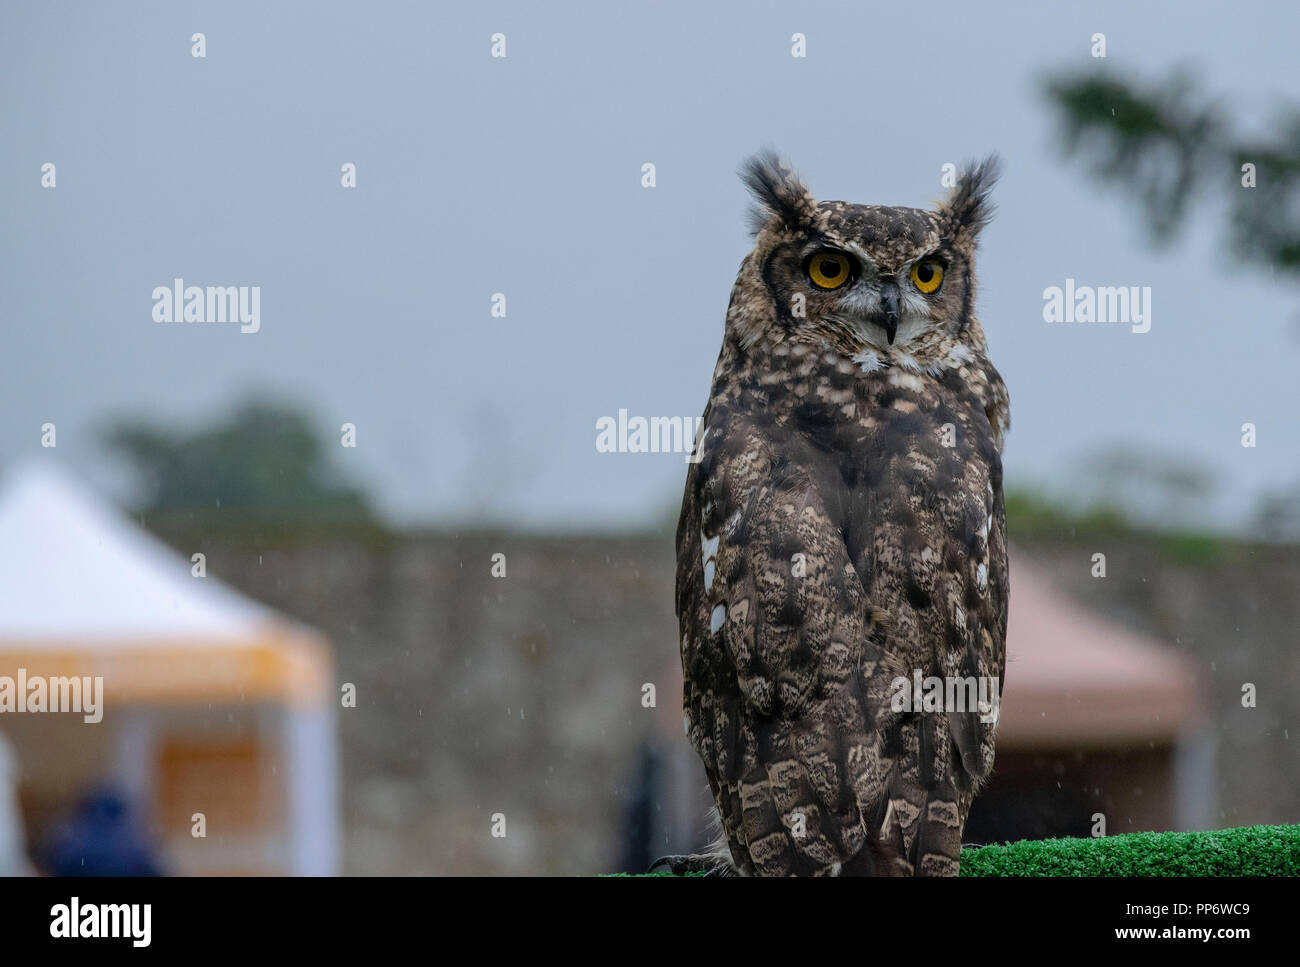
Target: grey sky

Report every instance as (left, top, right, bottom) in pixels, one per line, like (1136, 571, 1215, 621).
(3, 1, 1297, 531)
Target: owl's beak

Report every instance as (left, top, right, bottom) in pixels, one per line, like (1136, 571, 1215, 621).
(880, 285, 900, 345)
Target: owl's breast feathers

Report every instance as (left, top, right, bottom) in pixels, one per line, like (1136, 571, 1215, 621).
(676, 338, 1009, 876)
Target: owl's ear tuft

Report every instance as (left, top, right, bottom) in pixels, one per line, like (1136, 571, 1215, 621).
(939, 155, 1001, 249)
(740, 149, 818, 236)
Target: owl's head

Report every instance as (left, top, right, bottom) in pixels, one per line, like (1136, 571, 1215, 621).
(727, 151, 1000, 364)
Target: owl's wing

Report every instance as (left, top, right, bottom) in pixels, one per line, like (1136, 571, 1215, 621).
(677, 408, 904, 876)
(946, 479, 1008, 783)
(864, 385, 1009, 876)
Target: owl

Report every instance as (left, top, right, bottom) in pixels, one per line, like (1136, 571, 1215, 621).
(664, 152, 1009, 877)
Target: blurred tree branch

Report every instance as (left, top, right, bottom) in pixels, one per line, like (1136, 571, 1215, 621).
(105, 398, 377, 528)
(1044, 68, 1300, 273)
(1047, 67, 1300, 539)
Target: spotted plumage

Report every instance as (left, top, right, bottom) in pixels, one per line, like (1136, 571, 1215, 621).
(674, 152, 1009, 876)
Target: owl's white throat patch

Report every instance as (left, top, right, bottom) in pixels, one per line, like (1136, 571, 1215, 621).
(853, 350, 883, 373)
(846, 326, 973, 378)
(827, 308, 933, 361)
(858, 312, 932, 352)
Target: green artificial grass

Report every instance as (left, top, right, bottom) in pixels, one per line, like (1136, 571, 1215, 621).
(959, 824, 1300, 877)
(631, 825, 1300, 876)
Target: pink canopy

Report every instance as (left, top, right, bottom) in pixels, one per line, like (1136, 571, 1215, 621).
(998, 557, 1207, 746)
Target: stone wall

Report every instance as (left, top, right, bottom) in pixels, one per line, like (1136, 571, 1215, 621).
(179, 525, 1299, 873)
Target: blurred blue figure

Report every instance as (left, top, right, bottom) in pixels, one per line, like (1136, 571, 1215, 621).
(42, 789, 163, 877)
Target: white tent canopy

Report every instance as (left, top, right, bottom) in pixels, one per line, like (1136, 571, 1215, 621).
(0, 461, 339, 874)
(0, 462, 272, 641)
(0, 461, 330, 705)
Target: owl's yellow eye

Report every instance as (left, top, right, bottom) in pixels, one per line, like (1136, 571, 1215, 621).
(910, 260, 944, 294)
(806, 252, 853, 290)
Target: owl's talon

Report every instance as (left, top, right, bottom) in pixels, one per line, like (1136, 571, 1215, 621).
(646, 853, 727, 876)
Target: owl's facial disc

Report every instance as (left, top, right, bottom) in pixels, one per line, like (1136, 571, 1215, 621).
(793, 240, 953, 352)
(794, 246, 910, 348)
